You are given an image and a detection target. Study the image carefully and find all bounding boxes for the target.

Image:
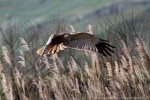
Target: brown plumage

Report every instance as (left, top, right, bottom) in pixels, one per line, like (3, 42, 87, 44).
(37, 32, 115, 57)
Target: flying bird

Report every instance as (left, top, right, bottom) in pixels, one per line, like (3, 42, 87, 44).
(37, 31, 115, 57)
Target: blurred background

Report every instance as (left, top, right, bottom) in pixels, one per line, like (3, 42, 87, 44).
(0, 0, 150, 29)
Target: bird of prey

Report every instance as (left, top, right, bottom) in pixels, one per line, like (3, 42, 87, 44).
(37, 30, 115, 57)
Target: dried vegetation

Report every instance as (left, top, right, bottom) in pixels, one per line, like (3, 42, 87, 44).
(0, 16, 150, 100)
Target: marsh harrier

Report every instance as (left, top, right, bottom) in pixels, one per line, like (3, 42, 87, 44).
(37, 25, 115, 56)
(37, 26, 115, 56)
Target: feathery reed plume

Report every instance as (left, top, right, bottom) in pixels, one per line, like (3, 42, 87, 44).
(135, 38, 145, 58)
(51, 78, 63, 100)
(87, 24, 93, 35)
(106, 62, 113, 79)
(119, 66, 128, 85)
(20, 79, 28, 100)
(114, 81, 125, 99)
(61, 75, 72, 90)
(13, 67, 21, 89)
(54, 54, 65, 72)
(114, 61, 119, 79)
(135, 38, 150, 78)
(50, 54, 60, 80)
(120, 55, 128, 69)
(75, 77, 80, 91)
(106, 62, 116, 98)
(138, 84, 145, 96)
(119, 55, 130, 85)
(121, 40, 135, 80)
(19, 38, 30, 52)
(133, 65, 143, 81)
(1, 73, 13, 100)
(84, 62, 91, 78)
(0, 60, 3, 72)
(1, 46, 12, 66)
(61, 75, 73, 99)
(17, 50, 25, 68)
(69, 25, 75, 33)
(37, 77, 45, 100)
(91, 53, 100, 78)
(105, 87, 112, 97)
(12, 67, 28, 100)
(69, 56, 78, 74)
(40, 55, 50, 70)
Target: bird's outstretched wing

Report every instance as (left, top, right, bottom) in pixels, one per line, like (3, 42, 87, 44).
(64, 32, 115, 56)
(37, 32, 115, 56)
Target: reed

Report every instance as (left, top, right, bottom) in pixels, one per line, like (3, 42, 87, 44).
(0, 18, 150, 100)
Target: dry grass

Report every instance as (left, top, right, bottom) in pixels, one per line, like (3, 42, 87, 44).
(0, 18, 150, 100)
(0, 35, 150, 100)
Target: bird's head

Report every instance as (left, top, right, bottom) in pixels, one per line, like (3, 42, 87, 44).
(63, 33, 70, 38)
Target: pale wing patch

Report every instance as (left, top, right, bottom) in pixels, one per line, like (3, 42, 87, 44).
(46, 34, 54, 45)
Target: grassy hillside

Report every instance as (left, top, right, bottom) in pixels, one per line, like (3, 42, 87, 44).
(0, 0, 121, 25)
(1, 0, 150, 31)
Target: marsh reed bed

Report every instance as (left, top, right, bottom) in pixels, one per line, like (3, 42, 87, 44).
(0, 18, 150, 100)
